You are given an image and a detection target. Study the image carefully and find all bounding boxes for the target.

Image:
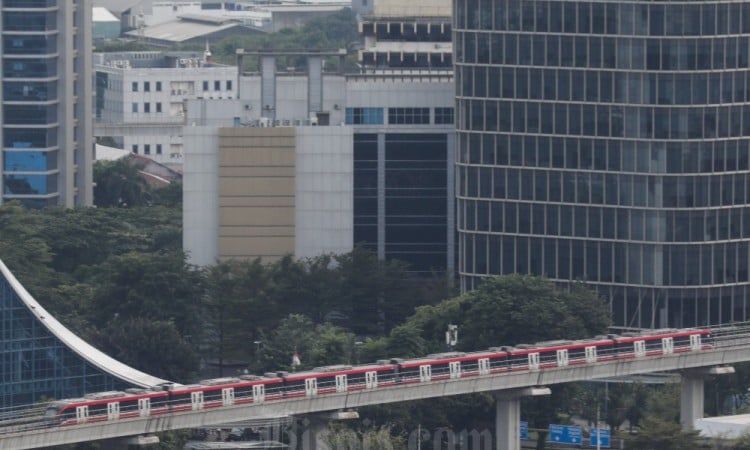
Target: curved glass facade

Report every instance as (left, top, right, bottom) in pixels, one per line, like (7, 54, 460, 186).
(455, 0, 750, 327)
(0, 270, 127, 411)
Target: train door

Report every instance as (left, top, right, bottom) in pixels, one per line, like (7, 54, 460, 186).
(365, 371, 378, 389)
(191, 391, 204, 410)
(76, 406, 89, 424)
(107, 402, 120, 421)
(661, 337, 674, 355)
(419, 365, 432, 382)
(528, 353, 540, 371)
(449, 361, 462, 379)
(222, 387, 235, 406)
(478, 358, 490, 375)
(556, 349, 569, 367)
(253, 384, 265, 404)
(335, 374, 348, 393)
(305, 378, 318, 397)
(138, 398, 151, 417)
(633, 340, 646, 358)
(690, 334, 702, 351)
(585, 346, 597, 363)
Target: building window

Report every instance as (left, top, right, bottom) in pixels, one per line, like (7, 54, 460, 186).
(156, 81, 162, 92)
(144, 144, 151, 155)
(132, 82, 138, 92)
(132, 144, 138, 154)
(434, 107, 454, 124)
(226, 80, 233, 91)
(214, 80, 221, 91)
(144, 102, 151, 113)
(156, 144, 163, 155)
(144, 81, 150, 92)
(345, 107, 384, 125)
(156, 102, 162, 113)
(132, 103, 138, 113)
(203, 81, 209, 91)
(388, 107, 430, 124)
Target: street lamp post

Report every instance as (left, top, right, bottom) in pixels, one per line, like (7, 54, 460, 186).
(354, 341, 363, 364)
(253, 341, 262, 369)
(445, 324, 458, 350)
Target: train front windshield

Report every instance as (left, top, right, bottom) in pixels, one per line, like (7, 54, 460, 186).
(44, 407, 60, 418)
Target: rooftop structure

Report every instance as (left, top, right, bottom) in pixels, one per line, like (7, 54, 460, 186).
(357, 0, 452, 70)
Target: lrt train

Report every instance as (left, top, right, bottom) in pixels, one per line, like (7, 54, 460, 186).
(43, 327, 711, 426)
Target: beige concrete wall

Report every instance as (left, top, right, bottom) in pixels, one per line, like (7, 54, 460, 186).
(217, 127, 296, 262)
(373, 0, 451, 17)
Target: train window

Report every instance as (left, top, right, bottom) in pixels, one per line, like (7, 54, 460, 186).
(661, 337, 674, 355)
(528, 352, 540, 371)
(253, 384, 266, 403)
(585, 346, 597, 363)
(76, 406, 89, 424)
(335, 374, 348, 392)
(633, 340, 646, 358)
(478, 358, 490, 375)
(690, 334, 702, 351)
(305, 378, 318, 397)
(449, 361, 462, 379)
(365, 371, 378, 389)
(222, 388, 235, 406)
(191, 392, 204, 410)
(556, 349, 569, 367)
(419, 365, 432, 382)
(107, 402, 120, 421)
(138, 398, 151, 417)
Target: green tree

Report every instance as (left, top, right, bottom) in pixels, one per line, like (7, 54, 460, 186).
(624, 416, 710, 450)
(93, 159, 151, 207)
(98, 317, 199, 381)
(258, 314, 357, 372)
(0, 203, 57, 293)
(87, 251, 204, 340)
(311, 323, 356, 367)
(366, 275, 610, 450)
(204, 261, 254, 375)
(259, 314, 318, 372)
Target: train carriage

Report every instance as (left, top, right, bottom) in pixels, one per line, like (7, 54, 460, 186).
(38, 326, 713, 429)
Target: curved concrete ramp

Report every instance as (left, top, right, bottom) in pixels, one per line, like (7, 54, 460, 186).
(0, 259, 169, 408)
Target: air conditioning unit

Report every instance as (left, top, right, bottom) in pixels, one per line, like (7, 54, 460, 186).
(259, 117, 271, 127)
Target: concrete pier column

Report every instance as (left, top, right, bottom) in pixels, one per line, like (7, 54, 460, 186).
(680, 366, 734, 430)
(298, 410, 360, 450)
(494, 387, 550, 450)
(260, 55, 276, 120)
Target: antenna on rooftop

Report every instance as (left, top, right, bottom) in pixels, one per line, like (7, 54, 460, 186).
(136, 7, 145, 41)
(204, 40, 212, 64)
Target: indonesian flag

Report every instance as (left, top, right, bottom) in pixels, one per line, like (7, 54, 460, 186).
(292, 351, 301, 367)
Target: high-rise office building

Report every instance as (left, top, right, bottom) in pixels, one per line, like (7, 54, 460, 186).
(1, 0, 93, 207)
(456, 0, 750, 328)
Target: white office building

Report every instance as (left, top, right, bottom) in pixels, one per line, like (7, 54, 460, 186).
(94, 51, 238, 164)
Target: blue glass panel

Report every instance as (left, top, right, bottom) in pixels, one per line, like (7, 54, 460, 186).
(4, 152, 49, 172)
(3, 174, 50, 195)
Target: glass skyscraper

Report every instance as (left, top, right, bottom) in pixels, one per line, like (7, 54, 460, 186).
(456, 0, 750, 327)
(1, 0, 93, 207)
